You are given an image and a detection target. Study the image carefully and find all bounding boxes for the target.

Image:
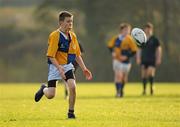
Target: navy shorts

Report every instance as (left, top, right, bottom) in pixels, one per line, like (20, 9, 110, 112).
(141, 61, 155, 69)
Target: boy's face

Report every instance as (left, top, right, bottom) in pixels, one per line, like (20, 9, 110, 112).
(121, 27, 131, 35)
(144, 27, 153, 36)
(60, 16, 73, 31)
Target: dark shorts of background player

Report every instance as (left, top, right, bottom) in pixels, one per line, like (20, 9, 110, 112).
(141, 61, 156, 69)
(48, 69, 75, 87)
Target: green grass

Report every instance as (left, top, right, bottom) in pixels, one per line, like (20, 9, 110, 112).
(0, 83, 180, 127)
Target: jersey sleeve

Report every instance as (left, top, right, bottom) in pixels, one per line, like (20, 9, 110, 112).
(129, 36, 138, 52)
(107, 36, 116, 48)
(46, 32, 59, 57)
(155, 37, 160, 47)
(107, 36, 117, 52)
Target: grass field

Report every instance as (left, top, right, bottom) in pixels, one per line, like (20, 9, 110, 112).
(0, 83, 180, 127)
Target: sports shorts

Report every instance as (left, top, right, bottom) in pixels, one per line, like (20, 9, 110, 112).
(48, 63, 75, 81)
(141, 61, 155, 69)
(113, 60, 131, 74)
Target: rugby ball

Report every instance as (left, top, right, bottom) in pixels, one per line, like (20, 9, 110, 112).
(131, 28, 147, 47)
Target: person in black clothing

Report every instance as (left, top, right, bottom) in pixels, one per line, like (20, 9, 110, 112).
(136, 22, 162, 95)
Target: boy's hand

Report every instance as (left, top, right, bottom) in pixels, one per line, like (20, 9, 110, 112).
(58, 66, 66, 79)
(119, 55, 128, 62)
(136, 58, 141, 65)
(83, 68, 92, 80)
(156, 59, 161, 66)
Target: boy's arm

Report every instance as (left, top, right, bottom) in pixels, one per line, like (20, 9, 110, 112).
(129, 37, 138, 57)
(156, 46, 162, 66)
(47, 32, 66, 79)
(48, 57, 66, 79)
(107, 37, 116, 53)
(113, 47, 128, 61)
(75, 56, 92, 80)
(136, 48, 141, 65)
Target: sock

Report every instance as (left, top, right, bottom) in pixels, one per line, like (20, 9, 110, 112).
(149, 76, 154, 85)
(68, 109, 74, 114)
(115, 83, 120, 93)
(121, 82, 125, 90)
(149, 76, 154, 94)
(121, 82, 125, 96)
(116, 82, 122, 94)
(142, 78, 147, 92)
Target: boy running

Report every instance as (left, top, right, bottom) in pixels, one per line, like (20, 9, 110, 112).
(34, 11, 92, 119)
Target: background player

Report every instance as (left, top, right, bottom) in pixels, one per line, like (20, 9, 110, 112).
(107, 23, 138, 97)
(136, 22, 162, 95)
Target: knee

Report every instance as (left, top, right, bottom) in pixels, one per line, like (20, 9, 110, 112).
(116, 75, 123, 82)
(69, 85, 76, 92)
(47, 93, 55, 99)
(67, 80, 76, 89)
(68, 85, 76, 95)
(147, 72, 153, 77)
(141, 73, 146, 78)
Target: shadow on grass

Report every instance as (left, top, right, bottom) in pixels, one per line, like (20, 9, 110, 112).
(3, 117, 70, 122)
(77, 94, 180, 100)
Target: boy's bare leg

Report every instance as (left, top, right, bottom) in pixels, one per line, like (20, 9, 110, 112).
(67, 79, 76, 118)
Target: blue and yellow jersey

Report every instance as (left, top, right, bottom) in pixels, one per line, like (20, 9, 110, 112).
(107, 35, 126, 52)
(107, 36, 118, 52)
(46, 29, 81, 65)
(113, 35, 138, 63)
(107, 36, 116, 49)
